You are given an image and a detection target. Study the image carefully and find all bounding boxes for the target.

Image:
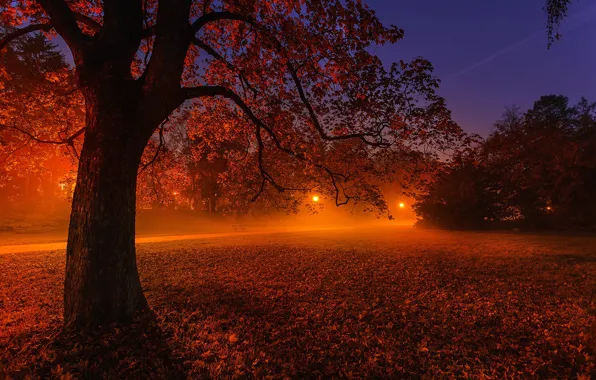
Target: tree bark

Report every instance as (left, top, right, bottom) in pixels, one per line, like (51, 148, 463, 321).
(64, 85, 151, 328)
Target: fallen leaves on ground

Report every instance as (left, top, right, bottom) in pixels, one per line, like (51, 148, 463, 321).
(1, 227, 595, 378)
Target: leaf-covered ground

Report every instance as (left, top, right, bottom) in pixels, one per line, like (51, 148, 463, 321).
(1, 227, 595, 378)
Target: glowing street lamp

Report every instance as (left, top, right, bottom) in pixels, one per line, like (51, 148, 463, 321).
(312, 195, 320, 202)
(399, 202, 405, 209)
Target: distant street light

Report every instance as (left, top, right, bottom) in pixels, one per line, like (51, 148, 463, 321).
(312, 195, 320, 202)
(399, 202, 405, 209)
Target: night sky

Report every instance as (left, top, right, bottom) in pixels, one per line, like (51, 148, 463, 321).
(53, 1, 596, 137)
(367, 0, 596, 136)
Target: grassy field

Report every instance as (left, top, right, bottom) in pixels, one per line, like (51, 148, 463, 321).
(1, 227, 595, 378)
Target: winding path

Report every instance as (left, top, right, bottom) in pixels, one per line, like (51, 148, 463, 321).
(0, 226, 354, 254)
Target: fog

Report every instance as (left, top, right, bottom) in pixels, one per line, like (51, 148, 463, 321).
(0, 201, 415, 247)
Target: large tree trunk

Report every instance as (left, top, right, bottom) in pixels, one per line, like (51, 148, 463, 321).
(64, 87, 151, 328)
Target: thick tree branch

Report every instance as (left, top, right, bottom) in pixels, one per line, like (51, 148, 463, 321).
(0, 24, 53, 51)
(191, 11, 248, 33)
(72, 13, 102, 32)
(37, 0, 88, 53)
(142, 0, 192, 109)
(0, 13, 103, 52)
(101, 1, 143, 42)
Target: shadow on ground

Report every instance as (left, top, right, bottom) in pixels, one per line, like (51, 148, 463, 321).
(13, 314, 186, 379)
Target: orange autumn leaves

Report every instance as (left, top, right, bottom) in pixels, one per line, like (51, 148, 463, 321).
(2, 0, 472, 214)
(1, 228, 595, 377)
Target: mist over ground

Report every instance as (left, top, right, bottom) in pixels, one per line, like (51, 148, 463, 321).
(0, 203, 416, 247)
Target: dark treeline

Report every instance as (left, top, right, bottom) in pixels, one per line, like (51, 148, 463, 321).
(414, 95, 596, 230)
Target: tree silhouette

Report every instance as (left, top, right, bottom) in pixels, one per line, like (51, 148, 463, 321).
(415, 95, 596, 230)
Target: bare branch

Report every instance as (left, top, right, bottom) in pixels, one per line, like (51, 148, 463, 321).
(253, 121, 279, 191)
(285, 60, 390, 148)
(324, 167, 353, 206)
(251, 179, 267, 202)
(191, 11, 247, 33)
(184, 85, 354, 204)
(0, 24, 53, 51)
(7, 124, 86, 145)
(139, 118, 167, 174)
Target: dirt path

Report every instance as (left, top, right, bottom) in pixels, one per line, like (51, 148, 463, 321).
(0, 226, 355, 254)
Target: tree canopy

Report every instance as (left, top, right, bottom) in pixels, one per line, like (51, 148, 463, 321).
(415, 95, 596, 230)
(1, 1, 469, 215)
(0, 0, 473, 327)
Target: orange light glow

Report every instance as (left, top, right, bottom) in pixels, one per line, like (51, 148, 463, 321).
(546, 206, 552, 211)
(399, 202, 405, 209)
(312, 195, 320, 202)
(173, 191, 179, 196)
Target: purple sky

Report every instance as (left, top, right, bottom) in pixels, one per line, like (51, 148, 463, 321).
(53, 1, 596, 136)
(367, 0, 596, 136)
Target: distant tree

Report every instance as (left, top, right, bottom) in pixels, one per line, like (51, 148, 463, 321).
(190, 136, 234, 213)
(560, 97, 596, 226)
(0, 27, 82, 213)
(0, 1, 468, 328)
(415, 95, 596, 230)
(413, 152, 506, 229)
(486, 95, 593, 228)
